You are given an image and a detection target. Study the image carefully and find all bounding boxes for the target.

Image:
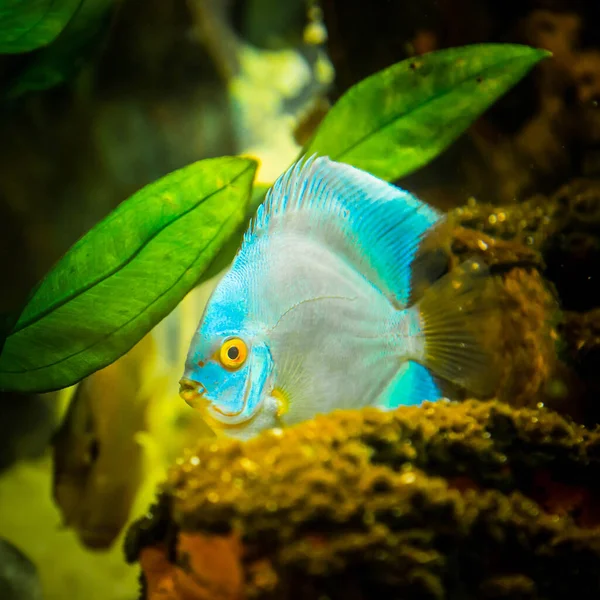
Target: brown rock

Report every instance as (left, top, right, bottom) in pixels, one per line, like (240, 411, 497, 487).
(125, 400, 600, 600)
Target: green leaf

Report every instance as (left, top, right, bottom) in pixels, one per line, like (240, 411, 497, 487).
(0, 156, 257, 393)
(305, 44, 551, 182)
(0, 0, 84, 54)
(5, 0, 114, 98)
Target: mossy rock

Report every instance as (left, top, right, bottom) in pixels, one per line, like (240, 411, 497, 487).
(448, 179, 600, 425)
(125, 399, 600, 600)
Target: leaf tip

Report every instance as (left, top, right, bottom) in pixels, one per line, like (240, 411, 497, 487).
(237, 153, 260, 172)
(534, 48, 553, 61)
(493, 43, 553, 66)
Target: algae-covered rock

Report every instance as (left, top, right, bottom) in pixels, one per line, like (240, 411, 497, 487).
(466, 266, 557, 410)
(447, 180, 600, 423)
(125, 400, 600, 600)
(450, 178, 600, 313)
(441, 217, 559, 410)
(557, 309, 600, 425)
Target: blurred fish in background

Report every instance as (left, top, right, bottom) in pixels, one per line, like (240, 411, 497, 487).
(51, 277, 219, 551)
(51, 334, 158, 551)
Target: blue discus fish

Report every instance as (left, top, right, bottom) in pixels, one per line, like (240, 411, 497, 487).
(179, 156, 497, 439)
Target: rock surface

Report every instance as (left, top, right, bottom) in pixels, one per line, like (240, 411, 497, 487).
(125, 400, 600, 600)
(449, 179, 600, 425)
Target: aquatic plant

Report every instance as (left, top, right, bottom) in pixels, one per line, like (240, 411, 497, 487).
(0, 5, 550, 394)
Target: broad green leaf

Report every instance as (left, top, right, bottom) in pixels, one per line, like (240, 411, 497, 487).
(0, 156, 257, 393)
(305, 44, 551, 182)
(5, 0, 114, 98)
(0, 0, 83, 54)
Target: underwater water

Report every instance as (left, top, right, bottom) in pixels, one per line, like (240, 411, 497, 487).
(1, 1, 600, 599)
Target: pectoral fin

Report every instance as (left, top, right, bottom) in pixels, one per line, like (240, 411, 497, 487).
(243, 343, 274, 418)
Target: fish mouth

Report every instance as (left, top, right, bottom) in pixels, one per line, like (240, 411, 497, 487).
(179, 378, 208, 409)
(178, 378, 248, 421)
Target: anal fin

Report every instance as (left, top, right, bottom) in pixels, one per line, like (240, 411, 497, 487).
(378, 361, 442, 409)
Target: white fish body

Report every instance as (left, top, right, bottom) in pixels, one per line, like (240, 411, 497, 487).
(180, 156, 497, 439)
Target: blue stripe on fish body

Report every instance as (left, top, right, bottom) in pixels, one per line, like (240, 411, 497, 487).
(378, 361, 441, 409)
(243, 155, 444, 307)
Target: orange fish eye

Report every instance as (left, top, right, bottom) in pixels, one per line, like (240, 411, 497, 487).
(218, 338, 248, 370)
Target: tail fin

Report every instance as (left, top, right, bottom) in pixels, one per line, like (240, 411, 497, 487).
(412, 258, 501, 398)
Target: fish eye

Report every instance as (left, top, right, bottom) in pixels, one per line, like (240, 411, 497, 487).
(218, 337, 248, 370)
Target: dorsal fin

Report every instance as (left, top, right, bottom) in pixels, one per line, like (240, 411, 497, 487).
(242, 155, 444, 307)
